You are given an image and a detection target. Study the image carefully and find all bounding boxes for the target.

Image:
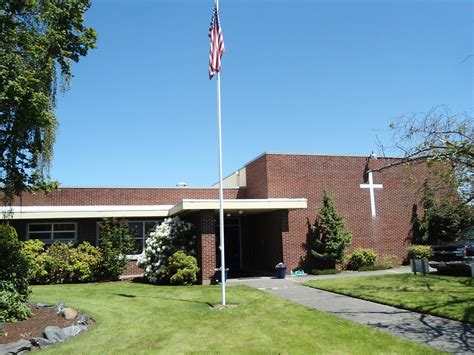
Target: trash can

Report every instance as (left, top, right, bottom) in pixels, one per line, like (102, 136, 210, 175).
(215, 268, 229, 283)
(275, 262, 287, 279)
(276, 267, 287, 279)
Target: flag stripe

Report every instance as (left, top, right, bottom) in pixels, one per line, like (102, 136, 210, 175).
(209, 4, 225, 79)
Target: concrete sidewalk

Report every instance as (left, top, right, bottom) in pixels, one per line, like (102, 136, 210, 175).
(228, 274, 473, 353)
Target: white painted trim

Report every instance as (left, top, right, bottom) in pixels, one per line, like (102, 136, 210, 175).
(169, 198, 307, 215)
(5, 198, 307, 220)
(4, 205, 173, 219)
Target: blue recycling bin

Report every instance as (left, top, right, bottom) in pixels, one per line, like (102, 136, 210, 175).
(215, 268, 229, 283)
(276, 267, 287, 279)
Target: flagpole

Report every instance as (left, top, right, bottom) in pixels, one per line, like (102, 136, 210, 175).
(215, 0, 226, 307)
(217, 69, 226, 306)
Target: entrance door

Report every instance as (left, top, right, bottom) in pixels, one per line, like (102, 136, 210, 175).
(216, 217, 241, 271)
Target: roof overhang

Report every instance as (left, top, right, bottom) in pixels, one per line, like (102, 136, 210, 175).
(3, 205, 173, 220)
(169, 198, 307, 216)
(4, 198, 307, 220)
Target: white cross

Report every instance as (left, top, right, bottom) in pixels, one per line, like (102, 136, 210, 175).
(359, 171, 383, 217)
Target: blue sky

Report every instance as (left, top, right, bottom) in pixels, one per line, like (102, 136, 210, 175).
(52, 0, 473, 187)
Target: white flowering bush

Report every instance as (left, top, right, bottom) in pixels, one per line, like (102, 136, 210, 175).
(137, 217, 197, 283)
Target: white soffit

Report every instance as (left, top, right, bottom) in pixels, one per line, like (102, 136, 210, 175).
(169, 198, 307, 215)
(4, 205, 173, 220)
(5, 199, 308, 220)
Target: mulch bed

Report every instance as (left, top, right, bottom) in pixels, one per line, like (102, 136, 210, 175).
(0, 305, 75, 344)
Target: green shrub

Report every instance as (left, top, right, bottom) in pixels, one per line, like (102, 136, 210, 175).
(377, 254, 398, 269)
(71, 242, 102, 282)
(407, 245, 431, 260)
(164, 251, 199, 285)
(348, 248, 377, 270)
(21, 240, 48, 284)
(44, 242, 74, 283)
(96, 218, 134, 280)
(312, 268, 341, 275)
(0, 224, 30, 322)
(0, 282, 30, 322)
(358, 265, 391, 272)
(21, 240, 103, 284)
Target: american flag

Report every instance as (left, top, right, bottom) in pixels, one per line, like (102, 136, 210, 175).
(209, 3, 225, 80)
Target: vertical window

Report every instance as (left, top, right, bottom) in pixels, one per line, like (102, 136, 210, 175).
(128, 221, 159, 255)
(28, 223, 77, 243)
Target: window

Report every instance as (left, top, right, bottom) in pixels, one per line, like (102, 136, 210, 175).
(128, 221, 159, 255)
(28, 222, 77, 243)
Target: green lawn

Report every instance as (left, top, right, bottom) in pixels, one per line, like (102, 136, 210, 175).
(304, 274, 474, 324)
(29, 282, 441, 354)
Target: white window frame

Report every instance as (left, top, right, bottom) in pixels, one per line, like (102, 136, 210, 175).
(27, 222, 78, 244)
(127, 220, 160, 260)
(96, 220, 160, 260)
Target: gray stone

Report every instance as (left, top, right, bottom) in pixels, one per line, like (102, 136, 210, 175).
(29, 337, 54, 349)
(56, 301, 64, 314)
(0, 339, 32, 354)
(60, 325, 87, 338)
(35, 303, 52, 309)
(76, 314, 90, 325)
(61, 308, 77, 320)
(43, 326, 65, 343)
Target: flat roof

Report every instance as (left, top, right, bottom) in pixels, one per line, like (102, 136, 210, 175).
(4, 198, 308, 220)
(169, 198, 308, 215)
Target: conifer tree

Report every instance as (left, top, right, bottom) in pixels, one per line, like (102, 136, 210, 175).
(311, 190, 352, 269)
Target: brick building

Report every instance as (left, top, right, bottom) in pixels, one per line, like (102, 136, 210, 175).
(6, 152, 426, 283)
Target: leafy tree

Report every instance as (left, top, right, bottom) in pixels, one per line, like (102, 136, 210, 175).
(0, 0, 97, 204)
(310, 191, 352, 269)
(377, 106, 473, 205)
(415, 180, 473, 245)
(96, 218, 134, 280)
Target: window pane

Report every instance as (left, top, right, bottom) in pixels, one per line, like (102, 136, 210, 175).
(132, 239, 144, 254)
(53, 232, 76, 240)
(54, 224, 76, 231)
(29, 232, 51, 240)
(144, 222, 157, 236)
(29, 224, 52, 232)
(128, 222, 143, 238)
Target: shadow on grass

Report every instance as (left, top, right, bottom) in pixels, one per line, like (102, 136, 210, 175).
(111, 293, 214, 307)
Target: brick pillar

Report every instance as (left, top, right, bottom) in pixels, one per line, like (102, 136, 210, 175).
(280, 210, 291, 274)
(198, 210, 217, 284)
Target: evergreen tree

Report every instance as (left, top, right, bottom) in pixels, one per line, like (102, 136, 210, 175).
(311, 191, 352, 269)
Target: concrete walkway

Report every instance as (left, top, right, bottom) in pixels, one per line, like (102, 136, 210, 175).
(228, 270, 473, 353)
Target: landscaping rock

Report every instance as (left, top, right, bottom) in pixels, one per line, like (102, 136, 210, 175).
(43, 326, 66, 343)
(76, 314, 90, 325)
(62, 308, 78, 320)
(56, 301, 65, 314)
(35, 303, 52, 309)
(0, 339, 32, 354)
(60, 325, 87, 338)
(30, 337, 54, 349)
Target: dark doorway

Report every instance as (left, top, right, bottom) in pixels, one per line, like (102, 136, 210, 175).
(216, 217, 241, 271)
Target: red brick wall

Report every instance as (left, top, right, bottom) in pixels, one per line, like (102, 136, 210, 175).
(245, 154, 268, 198)
(12, 187, 239, 206)
(197, 210, 217, 283)
(245, 153, 429, 271)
